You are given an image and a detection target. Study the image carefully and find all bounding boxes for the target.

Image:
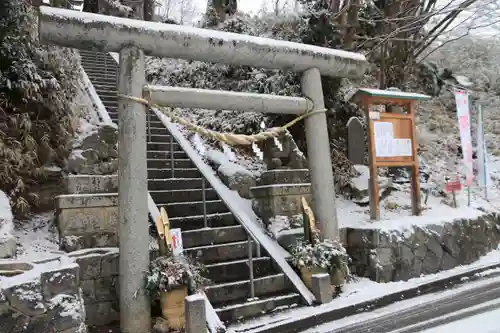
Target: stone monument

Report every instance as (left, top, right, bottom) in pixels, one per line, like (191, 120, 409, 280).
(347, 117, 365, 165)
(251, 131, 311, 228)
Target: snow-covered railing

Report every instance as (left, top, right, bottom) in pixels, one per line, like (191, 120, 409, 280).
(80, 68, 114, 126)
(38, 7, 367, 78)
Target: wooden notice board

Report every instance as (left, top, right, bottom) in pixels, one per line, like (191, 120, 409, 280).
(353, 88, 431, 220)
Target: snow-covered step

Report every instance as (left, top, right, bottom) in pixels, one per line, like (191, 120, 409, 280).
(85, 71, 117, 78)
(97, 95, 118, 103)
(160, 199, 228, 217)
(168, 212, 236, 231)
(93, 91, 117, 99)
(147, 178, 204, 191)
(204, 257, 275, 283)
(216, 293, 300, 323)
(147, 134, 175, 143)
(147, 150, 188, 159)
(184, 240, 256, 264)
(147, 167, 200, 179)
(85, 70, 117, 78)
(147, 142, 184, 151)
(92, 89, 117, 97)
(206, 273, 290, 304)
(149, 188, 218, 204)
(86, 78, 117, 87)
(101, 100, 118, 107)
(182, 225, 246, 248)
(147, 158, 193, 169)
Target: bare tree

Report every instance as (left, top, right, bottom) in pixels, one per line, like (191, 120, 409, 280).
(158, 0, 198, 24)
(296, 0, 500, 88)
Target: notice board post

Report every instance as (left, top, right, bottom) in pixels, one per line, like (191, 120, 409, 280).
(353, 89, 431, 220)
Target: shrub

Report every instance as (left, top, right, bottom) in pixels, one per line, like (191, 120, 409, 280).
(0, 0, 80, 216)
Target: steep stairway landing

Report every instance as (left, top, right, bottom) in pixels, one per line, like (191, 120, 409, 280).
(79, 50, 301, 323)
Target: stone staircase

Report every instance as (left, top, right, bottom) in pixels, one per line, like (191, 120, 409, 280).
(78, 50, 301, 323)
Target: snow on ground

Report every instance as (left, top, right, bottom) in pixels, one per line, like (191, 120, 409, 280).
(337, 186, 497, 232)
(415, 300, 500, 333)
(0, 190, 15, 258)
(227, 245, 500, 332)
(13, 212, 59, 261)
(301, 278, 500, 333)
(0, 191, 14, 244)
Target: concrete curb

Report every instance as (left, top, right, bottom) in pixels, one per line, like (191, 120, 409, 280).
(245, 262, 500, 333)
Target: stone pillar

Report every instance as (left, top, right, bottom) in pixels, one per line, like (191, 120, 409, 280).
(347, 117, 365, 165)
(301, 68, 339, 240)
(185, 294, 206, 333)
(311, 273, 332, 304)
(251, 169, 311, 228)
(118, 46, 150, 333)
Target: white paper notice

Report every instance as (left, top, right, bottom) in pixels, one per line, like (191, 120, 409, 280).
(373, 122, 413, 157)
(374, 122, 394, 157)
(393, 139, 412, 156)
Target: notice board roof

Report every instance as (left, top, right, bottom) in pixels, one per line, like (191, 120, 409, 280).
(353, 88, 431, 103)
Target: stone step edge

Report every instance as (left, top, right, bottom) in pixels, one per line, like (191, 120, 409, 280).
(67, 175, 203, 181)
(56, 191, 221, 209)
(215, 293, 299, 312)
(205, 273, 285, 292)
(149, 188, 215, 195)
(204, 256, 271, 269)
(182, 225, 243, 244)
(186, 239, 251, 252)
(162, 199, 224, 207)
(243, 261, 500, 333)
(148, 168, 198, 171)
(169, 212, 233, 222)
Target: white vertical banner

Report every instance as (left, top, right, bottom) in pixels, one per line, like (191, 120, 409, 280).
(169, 228, 184, 256)
(454, 89, 473, 186)
(477, 105, 492, 188)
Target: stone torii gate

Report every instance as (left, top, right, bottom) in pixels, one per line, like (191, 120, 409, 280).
(38, 6, 368, 333)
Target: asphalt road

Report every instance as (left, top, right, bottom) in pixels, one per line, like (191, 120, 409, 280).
(319, 276, 500, 333)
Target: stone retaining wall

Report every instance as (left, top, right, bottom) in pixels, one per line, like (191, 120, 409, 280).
(0, 258, 87, 333)
(56, 175, 120, 252)
(56, 193, 119, 252)
(68, 248, 120, 328)
(67, 247, 159, 328)
(346, 213, 500, 282)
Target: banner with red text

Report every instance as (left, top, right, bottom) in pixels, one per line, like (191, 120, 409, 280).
(454, 89, 473, 186)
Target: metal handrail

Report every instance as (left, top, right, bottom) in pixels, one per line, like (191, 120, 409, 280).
(81, 66, 114, 126)
(151, 108, 316, 306)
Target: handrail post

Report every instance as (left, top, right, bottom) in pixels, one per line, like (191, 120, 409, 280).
(117, 46, 151, 333)
(170, 135, 175, 178)
(147, 108, 151, 142)
(104, 52, 107, 80)
(248, 235, 255, 299)
(202, 178, 208, 228)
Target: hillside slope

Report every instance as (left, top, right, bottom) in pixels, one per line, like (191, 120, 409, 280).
(145, 14, 500, 199)
(0, 0, 82, 217)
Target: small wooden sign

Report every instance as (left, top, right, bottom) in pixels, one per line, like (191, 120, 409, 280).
(353, 88, 431, 220)
(160, 207, 172, 246)
(445, 180, 462, 193)
(301, 197, 317, 244)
